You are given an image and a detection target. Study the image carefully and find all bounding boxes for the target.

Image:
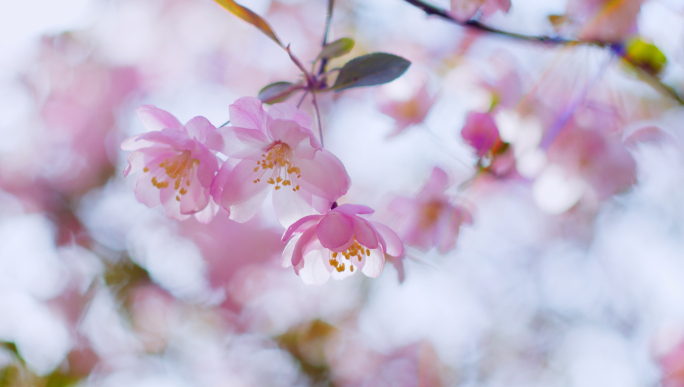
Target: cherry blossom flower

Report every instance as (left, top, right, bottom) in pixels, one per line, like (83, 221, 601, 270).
(555, 0, 644, 42)
(449, 0, 511, 22)
(211, 97, 351, 227)
(122, 106, 223, 222)
(461, 111, 504, 158)
(390, 167, 472, 253)
(379, 83, 436, 137)
(281, 204, 404, 285)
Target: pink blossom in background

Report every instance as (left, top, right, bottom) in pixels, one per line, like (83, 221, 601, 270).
(390, 167, 472, 253)
(379, 83, 436, 136)
(449, 0, 511, 22)
(660, 339, 684, 387)
(212, 97, 351, 227)
(122, 106, 223, 222)
(461, 111, 504, 158)
(281, 204, 404, 285)
(564, 0, 643, 42)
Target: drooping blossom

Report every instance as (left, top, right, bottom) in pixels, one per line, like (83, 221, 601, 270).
(449, 0, 511, 22)
(659, 338, 684, 387)
(281, 204, 404, 285)
(390, 167, 472, 253)
(555, 0, 644, 42)
(122, 106, 223, 222)
(211, 97, 351, 227)
(461, 111, 505, 158)
(379, 83, 436, 136)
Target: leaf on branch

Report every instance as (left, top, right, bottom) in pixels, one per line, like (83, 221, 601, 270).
(624, 37, 667, 76)
(214, 0, 283, 47)
(317, 38, 354, 61)
(258, 82, 301, 104)
(330, 53, 411, 91)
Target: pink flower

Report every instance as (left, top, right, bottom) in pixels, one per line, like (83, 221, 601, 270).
(122, 106, 223, 222)
(379, 83, 436, 136)
(461, 111, 503, 158)
(390, 167, 472, 253)
(449, 0, 511, 22)
(558, 0, 643, 42)
(281, 204, 404, 285)
(212, 97, 351, 227)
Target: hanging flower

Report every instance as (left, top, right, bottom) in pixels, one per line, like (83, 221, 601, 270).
(211, 97, 351, 227)
(281, 204, 404, 285)
(122, 105, 223, 222)
(390, 167, 472, 253)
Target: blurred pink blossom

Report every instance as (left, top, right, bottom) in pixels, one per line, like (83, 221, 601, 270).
(281, 204, 404, 285)
(461, 111, 504, 158)
(122, 106, 223, 222)
(449, 0, 511, 22)
(390, 167, 472, 253)
(212, 97, 351, 227)
(660, 339, 684, 387)
(379, 83, 436, 136)
(564, 0, 643, 42)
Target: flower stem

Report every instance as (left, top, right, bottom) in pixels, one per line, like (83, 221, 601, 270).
(311, 91, 325, 147)
(296, 90, 310, 108)
(317, 0, 335, 77)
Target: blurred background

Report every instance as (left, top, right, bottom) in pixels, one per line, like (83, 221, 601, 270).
(1, 0, 684, 385)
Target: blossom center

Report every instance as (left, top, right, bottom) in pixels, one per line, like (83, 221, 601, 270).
(252, 141, 301, 192)
(419, 200, 443, 228)
(329, 238, 371, 273)
(144, 150, 200, 202)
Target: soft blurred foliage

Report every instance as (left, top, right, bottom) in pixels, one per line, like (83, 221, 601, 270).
(1, 0, 684, 385)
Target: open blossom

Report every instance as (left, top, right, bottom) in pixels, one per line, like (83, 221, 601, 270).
(212, 97, 351, 226)
(390, 167, 472, 253)
(281, 204, 404, 285)
(379, 83, 436, 137)
(122, 106, 223, 222)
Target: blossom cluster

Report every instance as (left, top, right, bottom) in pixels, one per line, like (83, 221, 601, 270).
(123, 97, 415, 284)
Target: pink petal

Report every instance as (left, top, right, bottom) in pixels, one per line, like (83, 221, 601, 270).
(121, 134, 155, 151)
(184, 116, 216, 143)
(296, 149, 351, 202)
(217, 126, 270, 159)
(267, 103, 314, 131)
(268, 120, 315, 159)
(370, 221, 404, 257)
(316, 211, 354, 250)
(136, 105, 183, 132)
(136, 129, 194, 151)
(461, 111, 500, 157)
(282, 233, 301, 268)
(219, 159, 270, 223)
(272, 184, 319, 228)
(282, 214, 324, 243)
(193, 144, 219, 188)
(361, 248, 385, 278)
(193, 199, 219, 224)
(210, 161, 233, 205)
(292, 225, 318, 270)
(134, 170, 163, 208)
(160, 181, 190, 221)
(352, 217, 379, 249)
(417, 167, 449, 199)
(297, 246, 331, 285)
(180, 170, 209, 215)
(229, 97, 268, 133)
(333, 204, 375, 216)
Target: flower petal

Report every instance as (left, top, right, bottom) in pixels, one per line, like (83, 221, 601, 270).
(298, 246, 331, 285)
(184, 116, 216, 143)
(282, 233, 301, 268)
(333, 204, 375, 216)
(267, 102, 314, 131)
(272, 186, 319, 228)
(136, 105, 183, 132)
(370, 221, 404, 257)
(230, 97, 268, 133)
(136, 129, 194, 151)
(292, 224, 318, 270)
(282, 214, 324, 242)
(316, 212, 354, 250)
(352, 217, 379, 249)
(217, 126, 270, 159)
(220, 159, 270, 223)
(361, 248, 385, 278)
(417, 167, 449, 199)
(296, 149, 351, 202)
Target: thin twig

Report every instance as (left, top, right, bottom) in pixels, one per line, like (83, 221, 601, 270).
(219, 120, 230, 128)
(400, 0, 684, 105)
(311, 91, 325, 147)
(317, 0, 336, 77)
(296, 90, 309, 108)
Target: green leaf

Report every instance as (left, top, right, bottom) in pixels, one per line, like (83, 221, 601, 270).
(258, 82, 301, 104)
(214, 0, 283, 47)
(317, 38, 354, 61)
(624, 37, 667, 76)
(331, 53, 411, 91)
